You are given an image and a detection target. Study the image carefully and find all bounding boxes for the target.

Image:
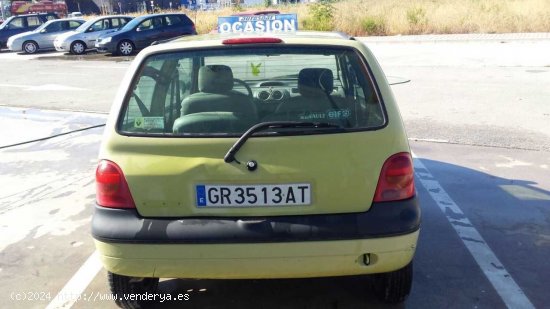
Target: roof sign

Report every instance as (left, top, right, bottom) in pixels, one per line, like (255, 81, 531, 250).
(218, 14, 298, 34)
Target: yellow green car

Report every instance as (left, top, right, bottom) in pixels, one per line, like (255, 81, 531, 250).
(93, 31, 420, 308)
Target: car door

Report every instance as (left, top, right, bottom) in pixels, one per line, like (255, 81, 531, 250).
(134, 17, 164, 49)
(37, 21, 64, 49)
(25, 16, 42, 31)
(67, 20, 83, 31)
(163, 15, 195, 39)
(102, 17, 125, 36)
(84, 19, 108, 47)
(161, 15, 183, 40)
(2, 17, 26, 40)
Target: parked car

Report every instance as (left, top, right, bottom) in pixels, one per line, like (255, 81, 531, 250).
(54, 15, 133, 55)
(0, 13, 58, 48)
(95, 13, 196, 56)
(67, 11, 83, 18)
(7, 18, 84, 54)
(92, 28, 420, 308)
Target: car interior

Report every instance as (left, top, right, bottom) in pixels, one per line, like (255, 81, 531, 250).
(119, 46, 386, 136)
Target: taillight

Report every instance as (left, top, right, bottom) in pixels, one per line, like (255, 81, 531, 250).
(373, 153, 415, 202)
(96, 160, 136, 208)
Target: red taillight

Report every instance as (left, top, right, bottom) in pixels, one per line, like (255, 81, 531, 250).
(373, 153, 415, 202)
(222, 37, 283, 45)
(96, 160, 136, 208)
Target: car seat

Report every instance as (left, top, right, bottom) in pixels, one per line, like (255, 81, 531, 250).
(173, 65, 258, 133)
(273, 68, 340, 119)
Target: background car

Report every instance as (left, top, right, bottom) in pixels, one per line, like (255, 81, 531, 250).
(0, 13, 58, 49)
(67, 12, 83, 18)
(54, 15, 133, 55)
(95, 13, 196, 56)
(7, 18, 84, 54)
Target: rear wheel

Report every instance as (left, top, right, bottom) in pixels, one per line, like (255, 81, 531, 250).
(372, 261, 413, 303)
(70, 41, 86, 55)
(117, 40, 134, 56)
(23, 41, 38, 54)
(108, 272, 159, 309)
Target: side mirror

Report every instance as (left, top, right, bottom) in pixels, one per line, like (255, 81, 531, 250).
(40, 29, 47, 33)
(136, 27, 142, 32)
(87, 27, 94, 32)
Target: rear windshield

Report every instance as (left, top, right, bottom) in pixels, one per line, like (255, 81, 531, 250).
(118, 45, 385, 136)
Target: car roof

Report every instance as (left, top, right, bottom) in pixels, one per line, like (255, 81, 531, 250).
(12, 13, 58, 17)
(132, 13, 188, 21)
(88, 15, 134, 21)
(164, 31, 353, 45)
(44, 18, 85, 24)
(143, 31, 363, 59)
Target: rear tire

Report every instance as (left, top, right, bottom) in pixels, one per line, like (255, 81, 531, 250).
(108, 272, 159, 309)
(23, 41, 38, 54)
(70, 41, 86, 55)
(373, 261, 413, 303)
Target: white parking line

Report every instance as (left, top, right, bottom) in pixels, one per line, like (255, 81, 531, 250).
(412, 152, 535, 309)
(74, 65, 130, 70)
(45, 251, 102, 309)
(0, 83, 86, 91)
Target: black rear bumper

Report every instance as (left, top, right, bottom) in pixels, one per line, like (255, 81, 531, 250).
(92, 197, 420, 244)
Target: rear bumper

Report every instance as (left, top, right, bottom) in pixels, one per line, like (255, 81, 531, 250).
(92, 197, 420, 244)
(94, 231, 419, 279)
(92, 198, 420, 278)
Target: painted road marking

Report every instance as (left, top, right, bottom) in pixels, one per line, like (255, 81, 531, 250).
(412, 152, 535, 309)
(74, 65, 129, 70)
(0, 83, 86, 91)
(45, 251, 102, 309)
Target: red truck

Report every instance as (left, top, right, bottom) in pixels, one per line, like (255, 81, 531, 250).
(10, 0, 67, 17)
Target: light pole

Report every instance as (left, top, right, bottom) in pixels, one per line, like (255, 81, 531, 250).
(0, 0, 5, 21)
(150, 0, 154, 12)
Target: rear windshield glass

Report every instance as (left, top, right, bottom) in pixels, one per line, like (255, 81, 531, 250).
(118, 46, 385, 136)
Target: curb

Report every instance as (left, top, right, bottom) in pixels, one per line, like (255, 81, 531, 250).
(357, 32, 550, 43)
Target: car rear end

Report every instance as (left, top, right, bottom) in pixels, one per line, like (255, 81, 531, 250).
(93, 33, 420, 305)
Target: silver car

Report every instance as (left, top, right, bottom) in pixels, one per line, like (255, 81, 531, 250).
(7, 18, 84, 54)
(54, 15, 133, 55)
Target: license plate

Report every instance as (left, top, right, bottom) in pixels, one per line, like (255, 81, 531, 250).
(196, 184, 311, 207)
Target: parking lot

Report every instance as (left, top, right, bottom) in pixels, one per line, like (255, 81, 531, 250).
(1, 34, 549, 308)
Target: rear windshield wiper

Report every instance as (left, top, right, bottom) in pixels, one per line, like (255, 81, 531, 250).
(224, 121, 342, 164)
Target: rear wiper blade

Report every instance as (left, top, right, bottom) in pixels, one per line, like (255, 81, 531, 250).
(224, 121, 342, 164)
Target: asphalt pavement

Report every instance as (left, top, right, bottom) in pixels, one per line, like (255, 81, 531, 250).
(0, 34, 549, 308)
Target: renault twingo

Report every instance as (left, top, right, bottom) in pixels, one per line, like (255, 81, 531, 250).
(93, 30, 421, 308)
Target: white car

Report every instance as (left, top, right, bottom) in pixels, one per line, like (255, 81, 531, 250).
(54, 15, 133, 54)
(68, 12, 83, 18)
(7, 18, 84, 54)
